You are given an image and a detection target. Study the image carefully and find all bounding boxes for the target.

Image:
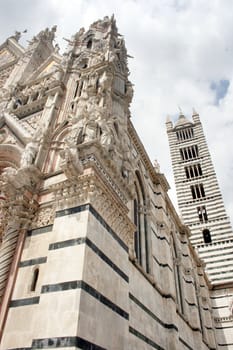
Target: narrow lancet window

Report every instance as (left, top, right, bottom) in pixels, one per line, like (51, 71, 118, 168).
(31, 268, 39, 292)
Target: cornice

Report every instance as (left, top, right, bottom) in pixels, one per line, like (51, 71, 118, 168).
(51, 169, 135, 247)
(128, 118, 170, 192)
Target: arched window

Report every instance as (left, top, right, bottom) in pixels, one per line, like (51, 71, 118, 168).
(31, 268, 39, 292)
(172, 235, 184, 314)
(134, 196, 141, 264)
(203, 229, 212, 244)
(134, 171, 149, 273)
(87, 39, 92, 49)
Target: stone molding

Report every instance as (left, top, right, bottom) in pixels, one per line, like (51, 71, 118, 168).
(214, 315, 233, 323)
(52, 168, 135, 247)
(31, 205, 55, 229)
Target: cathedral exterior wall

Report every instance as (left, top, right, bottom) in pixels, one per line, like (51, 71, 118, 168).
(0, 17, 221, 349)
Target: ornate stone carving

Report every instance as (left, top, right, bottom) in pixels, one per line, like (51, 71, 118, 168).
(28, 26, 57, 47)
(0, 180, 38, 303)
(1, 165, 41, 189)
(52, 171, 135, 247)
(20, 140, 38, 168)
(31, 205, 55, 229)
(60, 145, 83, 181)
(9, 30, 27, 42)
(0, 129, 7, 143)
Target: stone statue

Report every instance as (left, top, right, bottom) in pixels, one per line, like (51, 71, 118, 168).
(29, 26, 57, 46)
(65, 104, 88, 146)
(54, 43, 60, 54)
(1, 167, 23, 189)
(20, 141, 38, 168)
(98, 71, 113, 107)
(9, 29, 27, 42)
(98, 117, 115, 153)
(60, 145, 83, 177)
(83, 119, 99, 143)
(121, 157, 134, 188)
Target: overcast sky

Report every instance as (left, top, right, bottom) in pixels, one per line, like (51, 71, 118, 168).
(1, 0, 233, 224)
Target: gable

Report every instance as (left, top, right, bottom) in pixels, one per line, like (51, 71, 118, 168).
(37, 60, 58, 78)
(0, 48, 15, 68)
(0, 39, 24, 89)
(28, 53, 62, 81)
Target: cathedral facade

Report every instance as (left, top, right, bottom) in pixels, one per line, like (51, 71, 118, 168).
(0, 16, 224, 349)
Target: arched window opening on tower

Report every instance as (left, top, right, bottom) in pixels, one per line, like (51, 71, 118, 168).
(180, 145, 199, 161)
(197, 206, 208, 223)
(176, 128, 194, 141)
(133, 171, 150, 273)
(190, 183, 205, 199)
(185, 164, 202, 179)
(31, 268, 39, 292)
(203, 229, 212, 244)
(87, 38, 93, 49)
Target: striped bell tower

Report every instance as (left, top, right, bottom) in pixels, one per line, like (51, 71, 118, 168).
(166, 110, 233, 348)
(166, 110, 233, 284)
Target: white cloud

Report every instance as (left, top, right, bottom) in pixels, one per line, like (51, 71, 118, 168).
(0, 0, 232, 224)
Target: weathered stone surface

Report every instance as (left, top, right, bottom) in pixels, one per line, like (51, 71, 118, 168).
(0, 16, 222, 350)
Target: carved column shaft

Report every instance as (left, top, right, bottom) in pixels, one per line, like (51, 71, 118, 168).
(0, 195, 34, 303)
(0, 223, 20, 302)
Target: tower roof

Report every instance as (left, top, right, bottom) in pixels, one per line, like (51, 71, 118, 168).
(174, 113, 193, 129)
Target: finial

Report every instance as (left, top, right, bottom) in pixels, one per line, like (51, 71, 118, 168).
(178, 106, 183, 115)
(154, 159, 161, 173)
(192, 107, 198, 116)
(10, 29, 27, 42)
(166, 114, 171, 123)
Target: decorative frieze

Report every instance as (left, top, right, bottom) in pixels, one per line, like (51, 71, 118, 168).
(52, 169, 135, 247)
(214, 315, 233, 323)
(31, 205, 55, 229)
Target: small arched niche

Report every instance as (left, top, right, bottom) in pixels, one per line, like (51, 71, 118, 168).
(203, 229, 212, 244)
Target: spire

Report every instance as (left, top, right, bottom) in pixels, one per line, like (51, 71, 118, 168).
(178, 106, 183, 115)
(166, 114, 173, 130)
(174, 109, 193, 129)
(192, 107, 199, 116)
(192, 107, 200, 123)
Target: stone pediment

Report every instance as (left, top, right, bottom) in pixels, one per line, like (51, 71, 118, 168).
(28, 53, 62, 81)
(0, 38, 24, 71)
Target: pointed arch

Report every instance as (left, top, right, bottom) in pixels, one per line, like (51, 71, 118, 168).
(134, 170, 150, 273)
(171, 233, 184, 314)
(43, 121, 70, 173)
